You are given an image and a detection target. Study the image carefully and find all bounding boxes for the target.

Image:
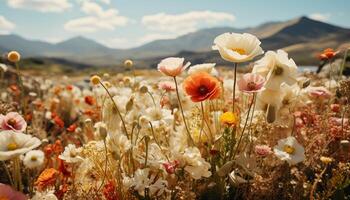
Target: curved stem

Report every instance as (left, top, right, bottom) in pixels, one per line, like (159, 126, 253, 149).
(173, 76, 194, 146)
(99, 81, 128, 135)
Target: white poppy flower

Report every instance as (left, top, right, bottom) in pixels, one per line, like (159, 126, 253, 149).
(23, 150, 44, 169)
(179, 147, 212, 180)
(58, 144, 84, 163)
(273, 136, 305, 165)
(253, 50, 298, 91)
(213, 32, 264, 63)
(188, 63, 218, 76)
(0, 130, 41, 161)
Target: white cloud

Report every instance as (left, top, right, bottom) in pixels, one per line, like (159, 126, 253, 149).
(142, 10, 235, 33)
(7, 0, 72, 13)
(0, 16, 15, 34)
(308, 13, 331, 22)
(138, 33, 178, 44)
(64, 1, 128, 32)
(100, 37, 130, 48)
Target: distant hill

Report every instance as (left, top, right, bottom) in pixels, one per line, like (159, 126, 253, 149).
(0, 16, 349, 67)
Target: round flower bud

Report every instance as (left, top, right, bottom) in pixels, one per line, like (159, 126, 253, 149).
(99, 126, 108, 140)
(7, 51, 21, 63)
(103, 81, 112, 88)
(124, 59, 133, 68)
(90, 75, 101, 85)
(139, 85, 148, 94)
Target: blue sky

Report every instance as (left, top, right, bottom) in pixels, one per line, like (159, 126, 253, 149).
(0, 0, 349, 48)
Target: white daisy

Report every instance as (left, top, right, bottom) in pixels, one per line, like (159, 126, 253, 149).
(23, 150, 44, 169)
(58, 144, 84, 163)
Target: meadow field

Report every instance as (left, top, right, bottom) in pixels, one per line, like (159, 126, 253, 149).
(0, 31, 349, 200)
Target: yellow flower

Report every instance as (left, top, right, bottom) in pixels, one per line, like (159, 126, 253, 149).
(7, 51, 21, 62)
(220, 112, 238, 126)
(124, 59, 133, 68)
(90, 75, 101, 85)
(320, 156, 333, 164)
(103, 81, 112, 88)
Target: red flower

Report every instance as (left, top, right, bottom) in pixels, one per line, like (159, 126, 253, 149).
(318, 48, 338, 60)
(66, 85, 73, 91)
(84, 96, 96, 106)
(103, 180, 120, 200)
(163, 160, 179, 174)
(66, 124, 77, 132)
(54, 116, 65, 128)
(183, 72, 222, 102)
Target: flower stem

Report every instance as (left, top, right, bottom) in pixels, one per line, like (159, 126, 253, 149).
(173, 76, 194, 146)
(232, 63, 238, 112)
(99, 81, 128, 135)
(96, 139, 108, 193)
(230, 94, 255, 160)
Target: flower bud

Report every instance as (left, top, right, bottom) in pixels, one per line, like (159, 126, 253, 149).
(8, 51, 21, 63)
(139, 85, 148, 94)
(90, 75, 101, 85)
(124, 59, 133, 68)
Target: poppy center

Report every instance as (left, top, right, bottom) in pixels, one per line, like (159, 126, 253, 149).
(7, 118, 17, 127)
(31, 156, 38, 161)
(7, 143, 18, 151)
(247, 82, 257, 90)
(198, 85, 208, 95)
(283, 145, 295, 154)
(232, 48, 246, 55)
(274, 66, 284, 75)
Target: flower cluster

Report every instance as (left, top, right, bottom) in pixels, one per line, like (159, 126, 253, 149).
(0, 35, 349, 200)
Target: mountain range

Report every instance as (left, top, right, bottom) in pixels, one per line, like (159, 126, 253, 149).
(0, 16, 349, 68)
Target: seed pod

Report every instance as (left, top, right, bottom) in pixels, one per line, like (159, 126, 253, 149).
(125, 96, 134, 112)
(266, 104, 276, 123)
(139, 85, 148, 94)
(302, 79, 311, 88)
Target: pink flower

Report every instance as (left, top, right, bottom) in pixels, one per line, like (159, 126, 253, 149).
(308, 87, 331, 99)
(158, 81, 175, 92)
(237, 73, 265, 93)
(162, 160, 179, 174)
(0, 112, 27, 132)
(0, 183, 27, 200)
(157, 57, 190, 77)
(254, 145, 271, 157)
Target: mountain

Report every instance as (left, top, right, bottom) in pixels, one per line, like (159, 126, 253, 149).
(0, 16, 349, 67)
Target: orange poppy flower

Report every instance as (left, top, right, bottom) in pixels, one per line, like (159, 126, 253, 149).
(35, 168, 59, 190)
(183, 72, 221, 102)
(318, 48, 338, 60)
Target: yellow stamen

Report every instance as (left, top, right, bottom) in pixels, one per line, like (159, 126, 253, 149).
(283, 145, 295, 154)
(231, 48, 246, 55)
(31, 156, 38, 161)
(7, 143, 17, 151)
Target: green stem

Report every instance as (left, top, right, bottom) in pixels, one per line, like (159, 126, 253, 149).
(99, 81, 128, 135)
(232, 63, 238, 112)
(173, 76, 194, 146)
(230, 94, 255, 160)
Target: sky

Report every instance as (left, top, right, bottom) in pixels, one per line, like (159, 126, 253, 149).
(0, 0, 349, 49)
